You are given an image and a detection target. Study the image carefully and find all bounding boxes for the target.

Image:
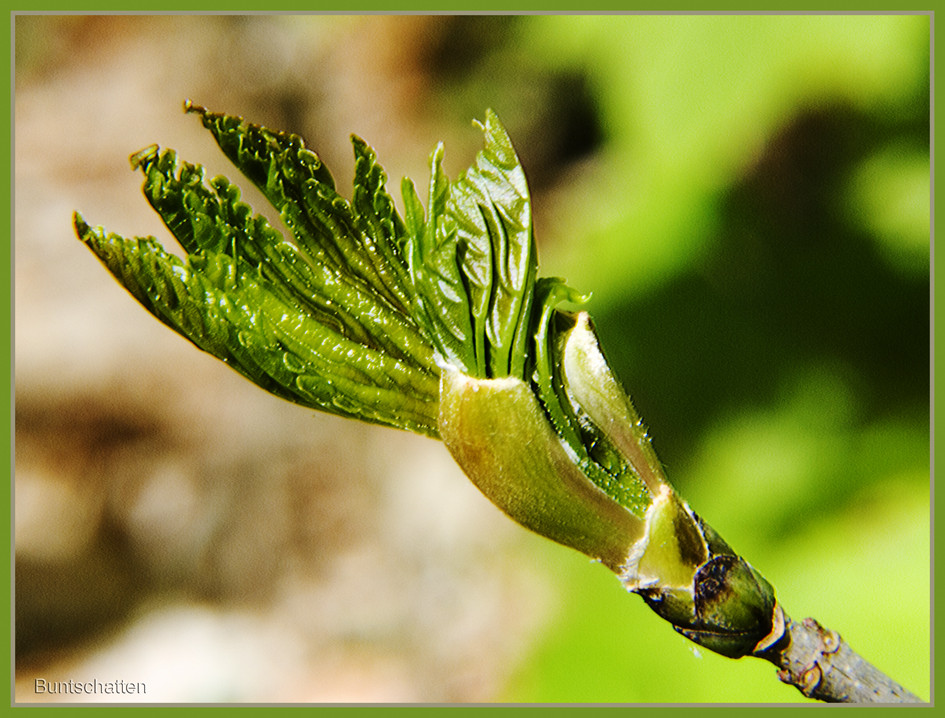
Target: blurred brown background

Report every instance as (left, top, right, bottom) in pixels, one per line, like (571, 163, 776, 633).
(14, 15, 575, 702)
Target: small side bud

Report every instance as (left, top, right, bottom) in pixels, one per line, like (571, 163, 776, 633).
(639, 537, 778, 658)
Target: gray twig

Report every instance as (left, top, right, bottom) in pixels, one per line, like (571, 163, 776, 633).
(754, 606, 924, 703)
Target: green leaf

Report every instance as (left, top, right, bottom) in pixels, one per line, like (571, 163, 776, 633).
(446, 109, 537, 378)
(75, 147, 441, 436)
(186, 101, 415, 315)
(408, 142, 477, 373)
(131, 143, 437, 374)
(409, 110, 538, 379)
(529, 281, 652, 516)
(350, 135, 414, 310)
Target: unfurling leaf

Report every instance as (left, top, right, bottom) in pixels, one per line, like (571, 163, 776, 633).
(76, 103, 779, 664)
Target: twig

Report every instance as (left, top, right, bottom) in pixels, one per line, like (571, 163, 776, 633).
(754, 606, 924, 703)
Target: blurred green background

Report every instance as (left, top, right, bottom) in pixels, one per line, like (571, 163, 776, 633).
(14, 14, 929, 703)
(500, 14, 930, 703)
